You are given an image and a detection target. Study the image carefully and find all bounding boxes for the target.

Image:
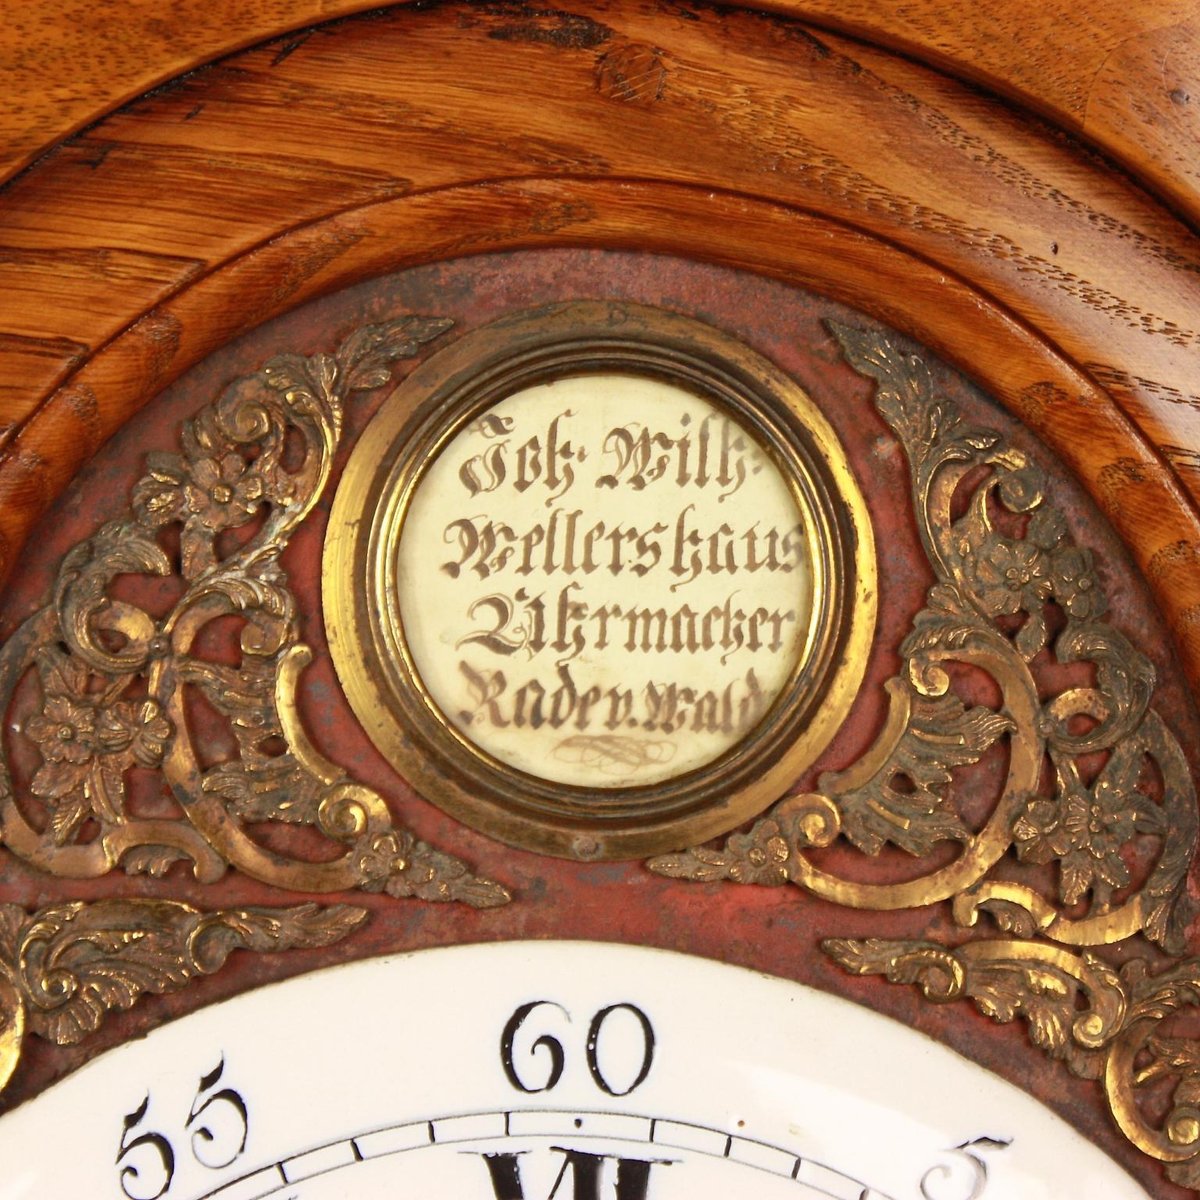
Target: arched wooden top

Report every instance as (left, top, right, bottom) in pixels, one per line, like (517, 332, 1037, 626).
(1, 0, 1199, 689)
(3, 1, 1199, 234)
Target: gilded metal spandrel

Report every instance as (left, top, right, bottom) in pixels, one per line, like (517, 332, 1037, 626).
(650, 321, 1196, 956)
(0, 898, 366, 1096)
(824, 936, 1200, 1191)
(0, 317, 508, 909)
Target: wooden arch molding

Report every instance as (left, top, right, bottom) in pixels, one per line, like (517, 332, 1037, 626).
(6, 175, 1200, 684)
(4, 1, 1199, 230)
(1, 0, 1200, 689)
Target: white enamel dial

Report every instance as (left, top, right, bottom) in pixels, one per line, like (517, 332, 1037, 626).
(0, 943, 1148, 1199)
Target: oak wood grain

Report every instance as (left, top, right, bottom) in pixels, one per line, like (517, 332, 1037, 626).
(6, 176, 1200, 692)
(0, 12, 1197, 1189)
(1, 0, 1199, 685)
(1, 14, 1197, 445)
(777, 0, 1200, 232)
(0, 1, 380, 184)
(3, 1, 1198, 239)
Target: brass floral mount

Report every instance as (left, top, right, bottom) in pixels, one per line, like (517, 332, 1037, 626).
(650, 322, 1200, 1191)
(0, 316, 509, 1102)
(0, 900, 366, 1097)
(0, 316, 507, 908)
(3, 306, 1199, 1191)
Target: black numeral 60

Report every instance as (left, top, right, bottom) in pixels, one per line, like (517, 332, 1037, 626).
(500, 1001, 655, 1097)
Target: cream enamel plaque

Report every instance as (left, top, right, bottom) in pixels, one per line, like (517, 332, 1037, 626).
(323, 303, 875, 858)
(397, 372, 810, 787)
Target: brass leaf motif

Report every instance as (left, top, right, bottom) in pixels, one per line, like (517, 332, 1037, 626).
(824, 937, 1200, 1189)
(0, 317, 509, 909)
(831, 687, 1014, 857)
(0, 900, 366, 1093)
(822, 936, 1123, 1079)
(650, 322, 1195, 955)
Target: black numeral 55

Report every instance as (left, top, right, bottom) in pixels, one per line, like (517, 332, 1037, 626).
(116, 1058, 248, 1200)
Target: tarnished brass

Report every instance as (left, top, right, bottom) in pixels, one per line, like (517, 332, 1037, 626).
(824, 937, 1200, 1192)
(4, 301, 1196, 1189)
(651, 321, 1195, 953)
(0, 317, 508, 907)
(652, 321, 1200, 1190)
(324, 302, 876, 859)
(0, 899, 366, 1095)
(0, 316, 518, 1103)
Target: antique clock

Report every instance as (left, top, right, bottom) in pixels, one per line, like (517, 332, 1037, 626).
(0, 3, 1199, 1198)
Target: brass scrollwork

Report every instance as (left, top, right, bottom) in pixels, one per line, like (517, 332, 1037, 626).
(0, 318, 508, 909)
(650, 321, 1195, 949)
(824, 937, 1200, 1190)
(0, 317, 510, 1104)
(0, 899, 366, 1096)
(649, 322, 1200, 1189)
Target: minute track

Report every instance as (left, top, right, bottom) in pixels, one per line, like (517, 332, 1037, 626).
(195, 1108, 881, 1200)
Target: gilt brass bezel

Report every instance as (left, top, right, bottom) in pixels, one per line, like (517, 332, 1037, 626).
(323, 302, 876, 859)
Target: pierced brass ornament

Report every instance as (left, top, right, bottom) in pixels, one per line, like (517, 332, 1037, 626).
(824, 938, 1200, 1191)
(0, 899, 366, 1096)
(650, 320, 1195, 952)
(2, 297, 1196, 1192)
(650, 321, 1200, 1190)
(0, 317, 508, 908)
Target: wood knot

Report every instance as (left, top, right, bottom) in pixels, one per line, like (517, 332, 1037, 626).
(596, 42, 667, 106)
(131, 312, 184, 381)
(8, 448, 51, 512)
(61, 385, 101, 443)
(1148, 539, 1200, 584)
(1095, 456, 1171, 512)
(1016, 380, 1070, 424)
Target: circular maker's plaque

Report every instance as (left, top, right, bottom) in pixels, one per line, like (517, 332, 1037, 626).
(324, 303, 875, 857)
